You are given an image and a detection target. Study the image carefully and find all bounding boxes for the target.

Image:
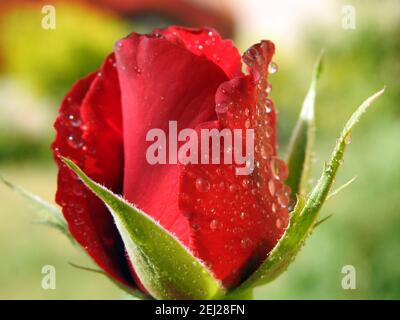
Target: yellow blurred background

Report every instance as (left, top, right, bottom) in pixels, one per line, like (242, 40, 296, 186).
(0, 0, 399, 299)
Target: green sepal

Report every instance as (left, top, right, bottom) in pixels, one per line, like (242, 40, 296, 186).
(0, 174, 73, 243)
(286, 51, 324, 201)
(62, 157, 226, 300)
(68, 262, 150, 300)
(227, 88, 385, 296)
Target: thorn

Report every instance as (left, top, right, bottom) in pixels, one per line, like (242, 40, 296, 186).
(68, 262, 104, 274)
(314, 214, 333, 228)
(327, 176, 357, 199)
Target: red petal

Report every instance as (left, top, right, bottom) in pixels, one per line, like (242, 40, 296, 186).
(115, 33, 229, 248)
(153, 26, 242, 79)
(180, 41, 291, 287)
(52, 54, 133, 287)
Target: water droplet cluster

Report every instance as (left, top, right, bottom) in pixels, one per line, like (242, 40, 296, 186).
(53, 55, 124, 254)
(152, 27, 241, 78)
(179, 41, 290, 287)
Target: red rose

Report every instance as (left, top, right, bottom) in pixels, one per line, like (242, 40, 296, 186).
(52, 26, 290, 293)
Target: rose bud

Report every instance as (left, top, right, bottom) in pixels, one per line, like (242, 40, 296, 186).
(52, 26, 384, 299)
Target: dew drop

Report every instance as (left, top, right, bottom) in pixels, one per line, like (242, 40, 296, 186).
(243, 47, 257, 67)
(265, 99, 273, 113)
(216, 101, 228, 113)
(242, 179, 250, 188)
(75, 205, 84, 214)
(270, 158, 289, 180)
(261, 145, 273, 159)
(276, 218, 282, 228)
(229, 184, 238, 193)
(210, 219, 219, 231)
(278, 193, 289, 208)
(67, 135, 84, 149)
(268, 62, 278, 74)
(68, 114, 82, 127)
(265, 126, 273, 138)
(266, 84, 272, 94)
(73, 185, 83, 196)
(195, 177, 210, 192)
(240, 238, 251, 248)
(240, 211, 246, 219)
(268, 179, 276, 196)
(345, 135, 352, 145)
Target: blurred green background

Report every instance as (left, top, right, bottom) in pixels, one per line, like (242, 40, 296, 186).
(0, 0, 399, 299)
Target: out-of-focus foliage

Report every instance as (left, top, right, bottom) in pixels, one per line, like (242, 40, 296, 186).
(0, 4, 128, 98)
(263, 2, 400, 299)
(0, 3, 129, 162)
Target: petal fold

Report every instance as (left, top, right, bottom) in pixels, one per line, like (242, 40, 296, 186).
(115, 32, 229, 248)
(180, 41, 291, 287)
(52, 55, 132, 287)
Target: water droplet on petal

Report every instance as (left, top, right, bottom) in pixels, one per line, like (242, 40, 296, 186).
(265, 99, 273, 113)
(277, 193, 289, 208)
(216, 101, 228, 113)
(133, 66, 142, 74)
(268, 62, 278, 74)
(195, 178, 210, 192)
(276, 218, 282, 228)
(268, 179, 276, 196)
(210, 219, 219, 231)
(261, 145, 273, 159)
(242, 179, 250, 188)
(265, 126, 273, 138)
(240, 238, 251, 248)
(229, 184, 238, 193)
(270, 158, 289, 180)
(67, 114, 81, 127)
(67, 135, 84, 149)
